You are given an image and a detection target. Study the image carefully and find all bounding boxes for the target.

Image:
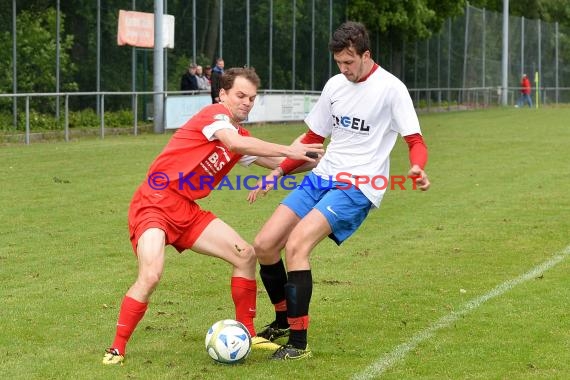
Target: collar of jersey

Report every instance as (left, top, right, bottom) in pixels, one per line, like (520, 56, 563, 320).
(357, 63, 379, 83)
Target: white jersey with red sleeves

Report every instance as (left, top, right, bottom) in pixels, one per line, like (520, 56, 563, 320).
(306, 65, 422, 207)
(146, 103, 254, 200)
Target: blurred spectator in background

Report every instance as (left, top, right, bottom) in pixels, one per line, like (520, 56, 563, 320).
(196, 65, 211, 91)
(204, 65, 212, 83)
(180, 63, 199, 93)
(516, 74, 532, 108)
(211, 58, 225, 103)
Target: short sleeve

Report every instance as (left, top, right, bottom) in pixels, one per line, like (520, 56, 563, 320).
(390, 81, 421, 136)
(237, 155, 257, 167)
(202, 112, 238, 141)
(304, 80, 334, 138)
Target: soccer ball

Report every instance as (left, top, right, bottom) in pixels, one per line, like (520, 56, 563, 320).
(205, 319, 251, 364)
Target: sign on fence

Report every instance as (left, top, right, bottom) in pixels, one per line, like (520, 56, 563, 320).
(117, 10, 175, 48)
(165, 94, 320, 129)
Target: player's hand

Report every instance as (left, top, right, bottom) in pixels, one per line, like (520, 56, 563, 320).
(288, 139, 324, 162)
(408, 165, 430, 191)
(247, 169, 281, 204)
(247, 179, 272, 204)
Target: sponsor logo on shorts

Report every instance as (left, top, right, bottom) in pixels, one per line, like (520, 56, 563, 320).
(326, 205, 338, 216)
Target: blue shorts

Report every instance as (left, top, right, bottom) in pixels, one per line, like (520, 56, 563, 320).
(281, 172, 373, 245)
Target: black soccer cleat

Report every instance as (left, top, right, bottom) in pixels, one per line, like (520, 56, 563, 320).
(271, 344, 312, 361)
(257, 321, 290, 342)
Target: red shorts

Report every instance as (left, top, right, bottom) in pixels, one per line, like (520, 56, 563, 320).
(128, 185, 217, 254)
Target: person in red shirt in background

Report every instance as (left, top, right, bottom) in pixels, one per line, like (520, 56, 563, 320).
(102, 67, 324, 365)
(516, 74, 533, 108)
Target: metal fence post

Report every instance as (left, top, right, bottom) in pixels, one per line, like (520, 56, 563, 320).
(462, 4, 470, 104)
(65, 94, 69, 142)
(555, 22, 559, 104)
(100, 94, 105, 139)
(25, 96, 30, 145)
(134, 92, 139, 136)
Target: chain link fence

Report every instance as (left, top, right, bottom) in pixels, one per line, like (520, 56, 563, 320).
(3, 3, 569, 141)
(384, 4, 570, 108)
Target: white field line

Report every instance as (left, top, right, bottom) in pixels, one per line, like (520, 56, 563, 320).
(352, 244, 570, 380)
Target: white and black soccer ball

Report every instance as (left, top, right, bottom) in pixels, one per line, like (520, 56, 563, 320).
(205, 319, 251, 364)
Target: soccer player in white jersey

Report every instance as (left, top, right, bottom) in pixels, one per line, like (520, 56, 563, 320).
(248, 21, 430, 360)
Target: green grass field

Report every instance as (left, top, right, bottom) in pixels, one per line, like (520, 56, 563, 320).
(1, 107, 569, 379)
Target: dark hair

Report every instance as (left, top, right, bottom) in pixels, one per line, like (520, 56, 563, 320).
(328, 21, 370, 55)
(220, 67, 261, 91)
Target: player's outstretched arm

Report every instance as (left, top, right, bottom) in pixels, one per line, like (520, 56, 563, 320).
(248, 149, 322, 204)
(214, 129, 323, 162)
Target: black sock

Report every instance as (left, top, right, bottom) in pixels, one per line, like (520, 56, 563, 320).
(260, 259, 288, 327)
(285, 270, 313, 349)
(275, 311, 288, 328)
(285, 270, 312, 316)
(288, 329, 308, 350)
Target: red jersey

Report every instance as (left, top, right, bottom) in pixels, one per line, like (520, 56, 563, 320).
(145, 103, 251, 200)
(521, 77, 531, 95)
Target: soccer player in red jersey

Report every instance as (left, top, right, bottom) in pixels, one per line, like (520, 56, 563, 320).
(102, 67, 323, 365)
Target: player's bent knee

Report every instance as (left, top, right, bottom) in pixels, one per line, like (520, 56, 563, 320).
(284, 238, 311, 260)
(240, 244, 256, 259)
(253, 235, 278, 258)
(234, 244, 257, 268)
(138, 270, 162, 290)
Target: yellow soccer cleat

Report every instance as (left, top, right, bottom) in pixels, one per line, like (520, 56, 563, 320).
(102, 348, 124, 365)
(251, 336, 281, 351)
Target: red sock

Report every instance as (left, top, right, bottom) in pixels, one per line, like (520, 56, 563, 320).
(274, 299, 287, 312)
(288, 315, 310, 330)
(111, 296, 148, 354)
(231, 277, 257, 337)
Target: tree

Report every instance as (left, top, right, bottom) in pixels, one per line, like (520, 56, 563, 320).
(0, 7, 76, 111)
(346, 0, 465, 77)
(469, 0, 570, 24)
(348, 0, 464, 40)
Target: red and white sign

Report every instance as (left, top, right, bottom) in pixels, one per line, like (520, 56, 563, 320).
(117, 10, 175, 48)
